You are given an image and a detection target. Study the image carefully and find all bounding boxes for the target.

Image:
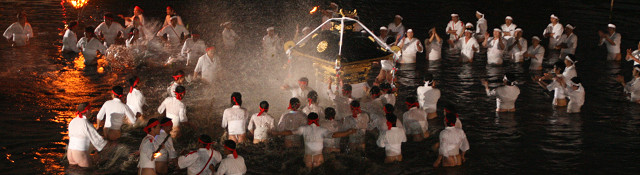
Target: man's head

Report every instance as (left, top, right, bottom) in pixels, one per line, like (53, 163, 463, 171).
(298, 77, 309, 89)
(76, 102, 91, 119)
(503, 73, 516, 85)
(342, 84, 352, 96)
(324, 107, 336, 120)
(493, 28, 502, 37)
(259, 101, 269, 113)
(128, 76, 140, 87)
(231, 92, 242, 106)
(166, 6, 174, 15)
(570, 77, 582, 90)
(634, 65, 640, 77)
(475, 11, 483, 19)
(170, 16, 178, 26)
(444, 103, 457, 127)
(302, 27, 311, 35)
(505, 16, 513, 25)
(607, 24, 616, 34)
(350, 100, 360, 111)
(380, 82, 392, 94)
(104, 12, 114, 25)
(199, 134, 213, 148)
(84, 26, 95, 37)
(112, 86, 124, 99)
(160, 117, 173, 132)
(206, 46, 216, 57)
(267, 27, 275, 36)
(394, 15, 403, 24)
(307, 90, 318, 104)
(289, 97, 301, 111)
(406, 29, 414, 38)
(144, 118, 161, 135)
(174, 86, 186, 100)
(565, 24, 574, 34)
(173, 70, 185, 83)
(464, 29, 473, 38)
(369, 86, 381, 99)
(386, 113, 397, 126)
(424, 73, 436, 86)
(17, 12, 27, 24)
(191, 32, 200, 40)
(68, 21, 78, 30)
(564, 54, 577, 66)
(550, 14, 559, 24)
(134, 6, 143, 15)
(450, 14, 458, 22)
(383, 103, 394, 115)
(515, 28, 523, 38)
(380, 26, 388, 36)
(553, 61, 567, 74)
(223, 140, 236, 155)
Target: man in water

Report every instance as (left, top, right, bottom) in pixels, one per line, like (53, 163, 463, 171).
(122, 6, 145, 27)
(624, 41, 640, 66)
(500, 16, 516, 39)
(167, 70, 185, 97)
(327, 78, 354, 120)
(475, 11, 487, 41)
(483, 28, 506, 65)
(97, 86, 138, 140)
(598, 24, 621, 61)
(157, 16, 189, 48)
(248, 101, 275, 144)
(181, 33, 206, 66)
(127, 76, 146, 118)
(566, 77, 585, 113)
(417, 73, 440, 119)
(163, 6, 184, 26)
(433, 106, 469, 168)
(158, 85, 188, 138)
(138, 118, 161, 175)
(177, 135, 222, 175)
(482, 73, 520, 112)
(377, 112, 407, 163)
(425, 27, 443, 61)
(403, 96, 428, 142)
(397, 29, 424, 64)
(216, 140, 247, 175)
(272, 113, 356, 168)
(155, 117, 177, 174)
(456, 29, 479, 62)
(62, 21, 80, 53)
(262, 27, 282, 60)
(277, 98, 307, 148)
(222, 92, 249, 143)
(343, 100, 370, 150)
(302, 91, 325, 118)
(536, 61, 568, 107)
(445, 14, 464, 44)
(387, 15, 405, 37)
(194, 46, 219, 84)
(221, 22, 239, 52)
(556, 24, 577, 59)
(67, 102, 108, 168)
(77, 26, 108, 66)
(524, 36, 545, 70)
(95, 12, 124, 47)
(615, 65, 640, 103)
(377, 26, 394, 46)
(543, 14, 563, 51)
(320, 108, 342, 153)
(563, 54, 578, 81)
(508, 28, 527, 63)
(281, 77, 314, 100)
(3, 12, 33, 47)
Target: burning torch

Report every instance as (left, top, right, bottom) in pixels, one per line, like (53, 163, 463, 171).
(151, 134, 171, 160)
(68, 0, 89, 21)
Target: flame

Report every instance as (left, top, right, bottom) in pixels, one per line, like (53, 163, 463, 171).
(153, 152, 162, 158)
(309, 6, 319, 14)
(69, 0, 89, 9)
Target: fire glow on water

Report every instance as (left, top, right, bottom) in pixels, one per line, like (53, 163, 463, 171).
(68, 0, 89, 8)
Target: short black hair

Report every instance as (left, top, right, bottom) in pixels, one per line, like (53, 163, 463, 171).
(175, 86, 185, 93)
(384, 104, 394, 114)
(103, 12, 115, 19)
(307, 91, 318, 103)
(224, 140, 236, 149)
(76, 102, 89, 112)
(299, 77, 309, 82)
(199, 134, 212, 144)
(160, 117, 172, 125)
(405, 96, 417, 104)
(85, 26, 95, 34)
(324, 107, 336, 119)
(554, 61, 566, 72)
(147, 118, 158, 127)
(174, 70, 185, 76)
(571, 77, 582, 84)
(386, 113, 397, 125)
(379, 83, 392, 94)
(128, 76, 139, 86)
(231, 92, 242, 106)
(566, 54, 578, 63)
(307, 112, 319, 120)
(424, 73, 434, 82)
(259, 101, 269, 109)
(350, 100, 360, 107)
(342, 84, 352, 92)
(112, 86, 124, 95)
(289, 97, 300, 107)
(505, 73, 516, 84)
(68, 21, 78, 28)
(369, 86, 381, 96)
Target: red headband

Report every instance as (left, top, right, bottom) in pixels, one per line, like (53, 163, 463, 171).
(75, 104, 91, 118)
(298, 81, 308, 85)
(232, 97, 239, 106)
(144, 120, 160, 134)
(104, 16, 113, 20)
(198, 138, 213, 150)
(288, 103, 298, 111)
(308, 98, 313, 106)
(161, 120, 173, 127)
(134, 6, 143, 13)
(112, 90, 123, 98)
(405, 102, 420, 109)
(206, 46, 215, 52)
(172, 74, 183, 81)
(224, 145, 238, 159)
(383, 106, 391, 114)
(258, 107, 267, 116)
(307, 118, 319, 126)
(351, 106, 361, 118)
(130, 78, 139, 93)
(443, 108, 459, 126)
(386, 120, 393, 130)
(175, 91, 185, 100)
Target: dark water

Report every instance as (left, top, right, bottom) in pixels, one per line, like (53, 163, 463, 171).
(1, 0, 640, 174)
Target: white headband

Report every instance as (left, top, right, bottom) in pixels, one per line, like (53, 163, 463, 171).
(266, 27, 274, 32)
(635, 67, 640, 72)
(505, 16, 513, 20)
(451, 14, 459, 17)
(407, 29, 413, 33)
(608, 24, 616, 28)
(550, 14, 558, 19)
(395, 15, 403, 20)
(220, 21, 231, 27)
(565, 55, 575, 63)
(494, 28, 502, 32)
(532, 36, 540, 41)
(565, 24, 574, 29)
(465, 23, 473, 27)
(380, 26, 387, 30)
(465, 29, 473, 33)
(170, 16, 179, 20)
(476, 11, 484, 16)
